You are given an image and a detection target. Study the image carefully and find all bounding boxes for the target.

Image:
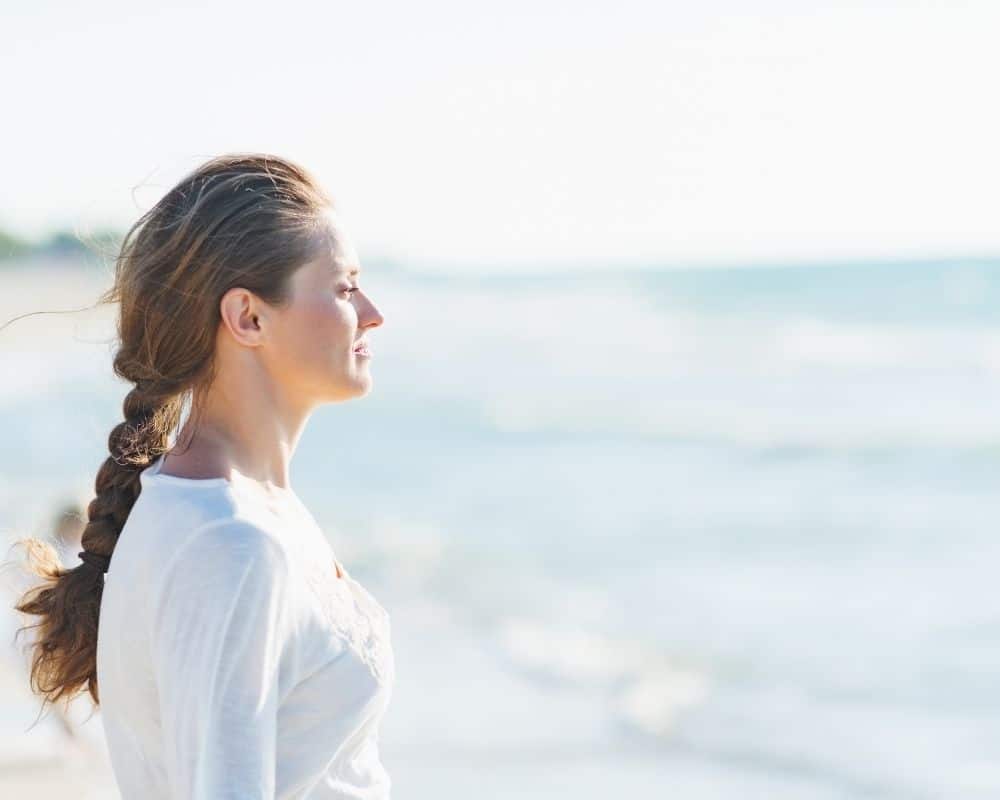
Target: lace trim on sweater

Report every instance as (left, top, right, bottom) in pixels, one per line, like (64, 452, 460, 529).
(301, 557, 394, 685)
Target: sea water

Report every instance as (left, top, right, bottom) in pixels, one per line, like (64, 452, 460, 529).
(1, 258, 999, 798)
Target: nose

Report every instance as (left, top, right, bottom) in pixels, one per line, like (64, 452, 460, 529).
(356, 290, 384, 329)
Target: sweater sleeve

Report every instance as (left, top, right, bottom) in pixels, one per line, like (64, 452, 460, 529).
(149, 519, 295, 800)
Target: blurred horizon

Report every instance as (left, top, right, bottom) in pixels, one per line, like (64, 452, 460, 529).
(8, 220, 1000, 277)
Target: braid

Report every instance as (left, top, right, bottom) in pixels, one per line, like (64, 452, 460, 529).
(13, 381, 181, 706)
(81, 382, 184, 564)
(79, 389, 159, 565)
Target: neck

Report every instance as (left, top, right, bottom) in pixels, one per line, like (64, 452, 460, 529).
(167, 365, 313, 491)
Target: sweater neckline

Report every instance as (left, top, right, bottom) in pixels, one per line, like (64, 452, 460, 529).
(142, 453, 297, 500)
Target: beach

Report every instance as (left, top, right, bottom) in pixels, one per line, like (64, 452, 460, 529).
(3, 256, 1000, 798)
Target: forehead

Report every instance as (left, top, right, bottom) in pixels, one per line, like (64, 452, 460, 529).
(317, 208, 360, 277)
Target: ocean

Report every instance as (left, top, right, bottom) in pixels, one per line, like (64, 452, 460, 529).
(1, 257, 998, 798)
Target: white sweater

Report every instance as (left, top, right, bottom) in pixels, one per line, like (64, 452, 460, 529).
(96, 453, 395, 799)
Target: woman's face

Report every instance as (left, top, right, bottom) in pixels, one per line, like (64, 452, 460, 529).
(266, 210, 384, 406)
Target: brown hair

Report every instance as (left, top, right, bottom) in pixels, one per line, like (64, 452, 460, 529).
(8, 153, 334, 710)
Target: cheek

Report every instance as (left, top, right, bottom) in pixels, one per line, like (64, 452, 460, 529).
(289, 296, 354, 360)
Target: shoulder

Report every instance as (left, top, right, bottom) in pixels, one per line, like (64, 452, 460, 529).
(158, 518, 292, 594)
(147, 518, 303, 682)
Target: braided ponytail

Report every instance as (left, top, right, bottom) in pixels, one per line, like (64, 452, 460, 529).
(7, 152, 335, 710)
(13, 382, 179, 705)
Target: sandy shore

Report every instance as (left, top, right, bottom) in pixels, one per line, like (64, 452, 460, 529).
(0, 653, 118, 797)
(0, 561, 119, 797)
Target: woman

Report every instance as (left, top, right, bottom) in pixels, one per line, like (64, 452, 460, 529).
(11, 153, 393, 798)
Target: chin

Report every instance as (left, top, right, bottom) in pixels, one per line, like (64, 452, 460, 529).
(323, 376, 373, 404)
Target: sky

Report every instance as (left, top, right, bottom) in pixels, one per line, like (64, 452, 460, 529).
(4, 0, 1000, 271)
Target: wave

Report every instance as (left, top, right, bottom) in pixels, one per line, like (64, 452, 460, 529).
(484, 399, 1000, 454)
(496, 618, 708, 737)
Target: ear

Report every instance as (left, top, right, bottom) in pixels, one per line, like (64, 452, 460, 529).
(218, 287, 265, 347)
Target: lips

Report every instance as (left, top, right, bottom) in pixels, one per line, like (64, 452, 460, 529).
(353, 339, 371, 356)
